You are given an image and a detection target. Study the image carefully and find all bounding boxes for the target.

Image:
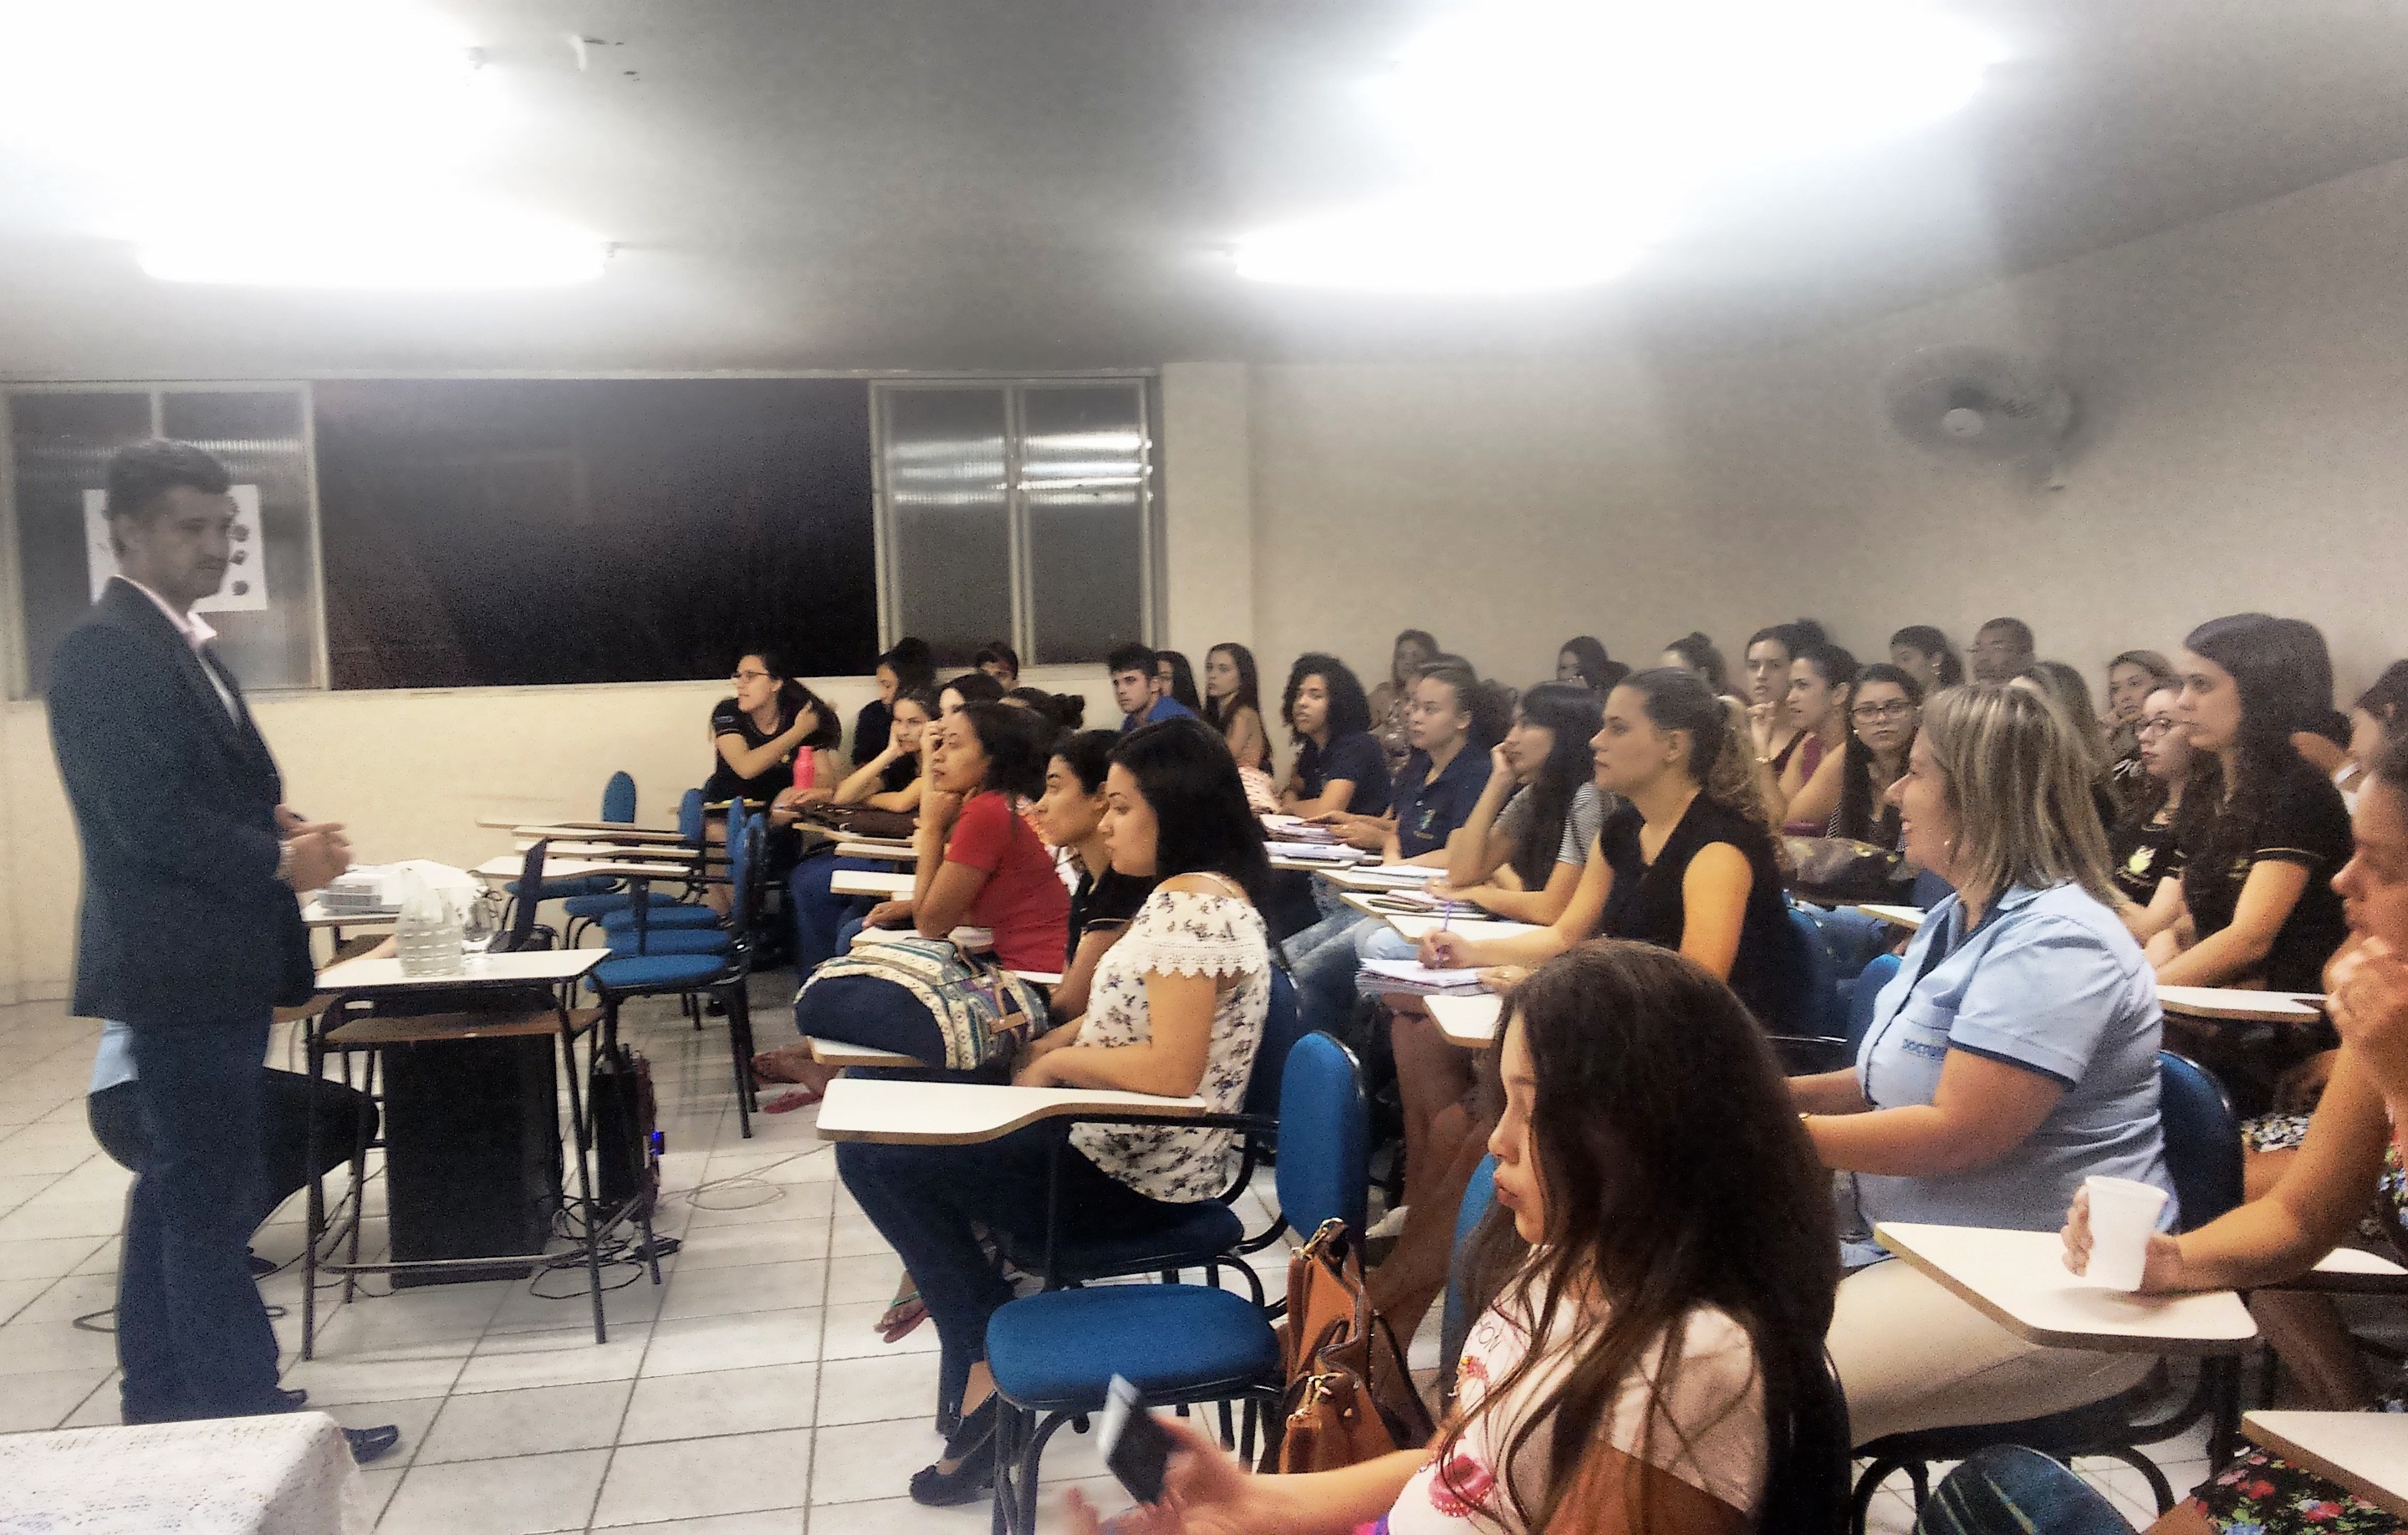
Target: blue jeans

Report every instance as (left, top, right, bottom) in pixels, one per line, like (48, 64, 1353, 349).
(119, 1013, 285, 1422)
(836, 1124, 1186, 1415)
(790, 856, 879, 973)
(1915, 1446, 2135, 1535)
(1287, 911, 1380, 1040)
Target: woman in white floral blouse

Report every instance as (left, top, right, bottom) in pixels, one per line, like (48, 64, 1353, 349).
(836, 717, 1275, 1507)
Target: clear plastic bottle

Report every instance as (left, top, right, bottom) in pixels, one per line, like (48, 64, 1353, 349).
(395, 876, 463, 978)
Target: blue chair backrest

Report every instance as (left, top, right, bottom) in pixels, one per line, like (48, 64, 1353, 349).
(1844, 952, 1900, 1058)
(2158, 1051, 2242, 1232)
(727, 804, 753, 933)
(1274, 1032, 1369, 1239)
(678, 788, 706, 844)
(1909, 869, 1951, 910)
(600, 771, 637, 825)
(1786, 902, 1842, 1037)
(1438, 1154, 1501, 1386)
(1242, 968, 1306, 1121)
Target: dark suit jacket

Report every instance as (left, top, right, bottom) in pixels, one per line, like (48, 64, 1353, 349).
(48, 579, 313, 1025)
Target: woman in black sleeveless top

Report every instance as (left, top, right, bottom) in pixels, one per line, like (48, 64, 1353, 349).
(1421, 666, 1807, 1032)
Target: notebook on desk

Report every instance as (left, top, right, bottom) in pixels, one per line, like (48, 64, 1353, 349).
(1358, 958, 1492, 996)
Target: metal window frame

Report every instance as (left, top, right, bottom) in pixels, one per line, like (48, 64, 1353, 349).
(870, 376, 1156, 663)
(0, 380, 330, 699)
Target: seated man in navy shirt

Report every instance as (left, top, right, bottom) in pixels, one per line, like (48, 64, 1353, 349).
(1108, 642, 1196, 732)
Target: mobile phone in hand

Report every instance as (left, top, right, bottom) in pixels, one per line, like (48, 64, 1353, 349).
(1097, 1374, 1175, 1505)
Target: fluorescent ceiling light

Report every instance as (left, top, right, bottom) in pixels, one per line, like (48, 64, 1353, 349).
(1236, 0, 2000, 293)
(0, 0, 605, 289)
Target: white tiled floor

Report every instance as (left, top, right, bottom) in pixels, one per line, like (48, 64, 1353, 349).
(0, 989, 2211, 1532)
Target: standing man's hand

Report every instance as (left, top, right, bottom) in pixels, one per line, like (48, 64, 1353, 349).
(278, 824, 350, 893)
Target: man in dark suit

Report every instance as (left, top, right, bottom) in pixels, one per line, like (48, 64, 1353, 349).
(48, 441, 396, 1460)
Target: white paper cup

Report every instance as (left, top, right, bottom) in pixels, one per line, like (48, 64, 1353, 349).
(2084, 1175, 2169, 1292)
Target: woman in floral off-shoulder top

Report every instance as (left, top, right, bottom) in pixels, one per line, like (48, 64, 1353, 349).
(837, 718, 1274, 1509)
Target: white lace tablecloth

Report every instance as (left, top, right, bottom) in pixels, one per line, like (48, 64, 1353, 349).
(0, 1412, 365, 1534)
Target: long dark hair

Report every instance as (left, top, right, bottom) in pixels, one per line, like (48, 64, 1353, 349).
(1392, 628, 1440, 688)
(1110, 718, 1271, 904)
(1157, 650, 1202, 711)
(786, 680, 843, 751)
(1415, 655, 1513, 751)
(1283, 652, 1372, 742)
(1889, 625, 1964, 686)
(1006, 686, 1086, 732)
(2176, 614, 2316, 918)
(1556, 636, 1615, 693)
(881, 636, 936, 693)
(1444, 941, 1838, 1534)
(1661, 631, 1731, 697)
(1838, 662, 1922, 843)
(941, 670, 1006, 708)
(954, 701, 1053, 800)
(1508, 683, 1604, 889)
(1201, 643, 1263, 733)
(2358, 660, 2408, 731)
(1620, 667, 1771, 837)
(1052, 728, 1120, 794)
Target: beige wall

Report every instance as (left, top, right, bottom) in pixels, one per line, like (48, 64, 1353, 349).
(12, 155, 2408, 1002)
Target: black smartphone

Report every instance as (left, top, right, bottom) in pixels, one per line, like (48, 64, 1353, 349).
(1098, 1374, 1176, 1505)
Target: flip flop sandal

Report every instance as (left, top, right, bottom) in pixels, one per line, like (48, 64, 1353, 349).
(762, 1087, 824, 1114)
(877, 1292, 929, 1344)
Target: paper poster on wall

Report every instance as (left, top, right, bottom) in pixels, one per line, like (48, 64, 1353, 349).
(83, 484, 270, 612)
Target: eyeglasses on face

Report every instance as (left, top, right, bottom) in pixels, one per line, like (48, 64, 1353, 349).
(732, 669, 772, 684)
(1850, 701, 1916, 723)
(2137, 717, 2180, 738)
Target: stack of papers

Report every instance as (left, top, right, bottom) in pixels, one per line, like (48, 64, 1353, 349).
(1268, 841, 1370, 863)
(1358, 958, 1492, 996)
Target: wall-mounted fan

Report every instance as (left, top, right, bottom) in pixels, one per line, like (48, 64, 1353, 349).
(1880, 345, 2075, 487)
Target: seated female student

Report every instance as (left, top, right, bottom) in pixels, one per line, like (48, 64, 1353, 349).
(1278, 653, 1391, 819)
(1156, 650, 1202, 715)
(1742, 620, 1823, 782)
(1068, 941, 1840, 1535)
(838, 717, 1276, 1504)
(788, 701, 1068, 1044)
(1418, 666, 1805, 1040)
(1201, 642, 1273, 772)
(2104, 650, 2178, 814)
(1787, 682, 2174, 1444)
(1774, 641, 1858, 834)
(1553, 634, 1627, 696)
(2155, 615, 2354, 1003)
(2338, 660, 2408, 810)
(974, 640, 1019, 690)
(831, 685, 935, 813)
(1889, 625, 1965, 695)
(1370, 628, 1441, 777)
(1781, 662, 1921, 846)
(2110, 684, 2191, 946)
(2059, 728, 2408, 1533)
(1005, 686, 1086, 733)
(1288, 656, 1503, 1038)
(1660, 630, 1738, 706)
(854, 637, 935, 767)
(705, 651, 841, 910)
(1354, 682, 1605, 1341)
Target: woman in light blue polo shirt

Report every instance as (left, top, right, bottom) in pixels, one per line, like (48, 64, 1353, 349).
(1788, 682, 2172, 1446)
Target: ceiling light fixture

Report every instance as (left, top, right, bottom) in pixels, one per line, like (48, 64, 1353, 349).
(1235, 0, 2000, 293)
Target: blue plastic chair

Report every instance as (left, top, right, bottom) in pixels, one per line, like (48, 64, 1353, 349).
(1437, 1153, 1499, 1396)
(599, 770, 637, 826)
(509, 772, 646, 910)
(563, 788, 709, 944)
(984, 1031, 1369, 1535)
(1767, 901, 1851, 1072)
(995, 967, 1309, 1304)
(586, 808, 764, 1138)
(1848, 1052, 2242, 1532)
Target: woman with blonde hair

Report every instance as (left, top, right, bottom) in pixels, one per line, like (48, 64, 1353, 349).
(1789, 683, 2173, 1444)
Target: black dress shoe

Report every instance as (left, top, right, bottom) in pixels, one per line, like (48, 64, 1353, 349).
(344, 1425, 402, 1464)
(278, 1388, 309, 1410)
(909, 1396, 998, 1507)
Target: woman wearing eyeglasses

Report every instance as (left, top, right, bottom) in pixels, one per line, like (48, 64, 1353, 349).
(1780, 663, 1923, 848)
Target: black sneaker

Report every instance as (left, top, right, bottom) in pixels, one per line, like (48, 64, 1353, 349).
(344, 1425, 402, 1464)
(278, 1388, 308, 1410)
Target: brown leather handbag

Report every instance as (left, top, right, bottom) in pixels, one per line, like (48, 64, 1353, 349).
(803, 803, 918, 841)
(1268, 1218, 1435, 1473)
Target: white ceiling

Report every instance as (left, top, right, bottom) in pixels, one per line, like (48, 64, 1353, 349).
(7, 0, 2408, 377)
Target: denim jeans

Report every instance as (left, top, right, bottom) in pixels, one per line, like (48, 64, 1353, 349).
(119, 1014, 286, 1422)
(90, 1068, 378, 1236)
(1285, 911, 1379, 1040)
(836, 1124, 1186, 1415)
(1914, 1446, 2135, 1535)
(790, 855, 880, 974)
